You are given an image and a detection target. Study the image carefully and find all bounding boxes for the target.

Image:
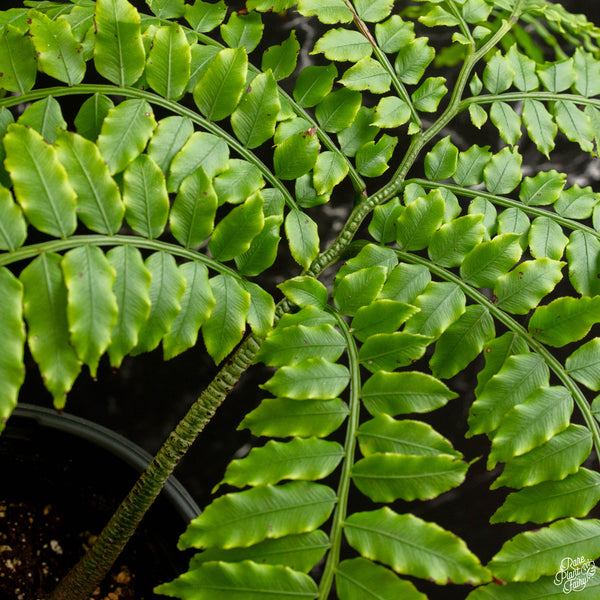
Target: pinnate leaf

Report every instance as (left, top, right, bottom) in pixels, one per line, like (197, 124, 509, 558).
(285, 210, 320, 269)
(97, 99, 156, 175)
(361, 370, 457, 416)
(261, 357, 350, 400)
(163, 262, 214, 360)
(156, 560, 318, 599)
(488, 518, 600, 582)
(344, 508, 490, 585)
(94, 0, 146, 86)
(179, 481, 336, 549)
(62, 247, 118, 378)
(202, 274, 250, 365)
(221, 438, 344, 488)
(0, 268, 25, 429)
(20, 254, 81, 409)
(106, 246, 151, 369)
(239, 397, 349, 439)
(133, 252, 186, 356)
(5, 124, 76, 239)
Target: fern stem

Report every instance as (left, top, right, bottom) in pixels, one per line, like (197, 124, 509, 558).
(461, 91, 600, 110)
(446, 0, 475, 47)
(49, 333, 262, 600)
(394, 249, 600, 464)
(317, 310, 362, 599)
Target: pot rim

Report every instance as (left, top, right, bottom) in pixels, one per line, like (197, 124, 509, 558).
(10, 403, 201, 523)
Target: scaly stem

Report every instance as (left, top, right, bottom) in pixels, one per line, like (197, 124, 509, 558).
(49, 334, 262, 600)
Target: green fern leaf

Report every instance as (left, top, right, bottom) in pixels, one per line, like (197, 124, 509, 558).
(241, 281, 275, 338)
(358, 332, 431, 372)
(344, 508, 490, 585)
(293, 64, 337, 107)
(132, 252, 185, 356)
(494, 258, 564, 315)
(0, 268, 25, 430)
(405, 281, 466, 340)
(313, 29, 372, 62)
(529, 296, 600, 347)
(54, 130, 124, 235)
(163, 262, 214, 361)
(18, 97, 67, 144)
(297, 0, 352, 25)
(93, 0, 145, 87)
(554, 101, 595, 154)
(220, 11, 263, 53)
(430, 305, 495, 380)
(411, 77, 447, 112)
(522, 99, 556, 157)
(277, 276, 328, 309)
(379, 262, 431, 303)
(209, 193, 264, 262)
(29, 11, 85, 86)
(468, 354, 550, 437)
(428, 214, 486, 268)
(256, 323, 345, 367)
(358, 415, 462, 458)
(178, 481, 336, 549)
(235, 216, 282, 277)
(0, 184, 26, 251)
(315, 88, 362, 133)
(20, 253, 81, 408)
(339, 57, 392, 94)
(395, 37, 434, 85)
(189, 531, 329, 573)
(202, 274, 250, 365)
(74, 94, 114, 142)
(4, 123, 76, 238)
(274, 129, 320, 180)
(396, 192, 445, 251)
(488, 386, 573, 468)
(147, 0, 185, 19)
(489, 102, 522, 145)
(239, 397, 349, 439)
(167, 132, 229, 192)
(352, 453, 469, 502)
(123, 154, 169, 239)
(527, 216, 568, 260)
(488, 518, 600, 582)
(184, 0, 226, 33)
(375, 14, 414, 53)
(484, 147, 523, 194)
(261, 357, 350, 400)
(214, 160, 265, 206)
(336, 557, 427, 600)
(491, 468, 600, 524)
(566, 231, 600, 296)
(361, 370, 457, 416)
(350, 300, 418, 342)
(106, 246, 151, 369)
(285, 210, 320, 269)
(220, 438, 344, 488)
(519, 170, 565, 206)
(261, 31, 300, 81)
(424, 136, 458, 181)
(333, 266, 387, 317)
(146, 24, 190, 101)
(565, 337, 600, 391)
(169, 167, 217, 248)
(97, 99, 156, 175)
(155, 560, 318, 599)
(62, 247, 118, 378)
(193, 47, 248, 122)
(460, 234, 522, 288)
(492, 424, 592, 489)
(147, 116, 193, 174)
(231, 71, 280, 149)
(0, 25, 36, 93)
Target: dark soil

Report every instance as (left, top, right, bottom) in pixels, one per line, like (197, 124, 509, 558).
(0, 500, 137, 600)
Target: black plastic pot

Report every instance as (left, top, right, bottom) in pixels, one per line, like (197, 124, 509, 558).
(0, 403, 200, 598)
